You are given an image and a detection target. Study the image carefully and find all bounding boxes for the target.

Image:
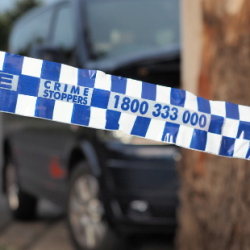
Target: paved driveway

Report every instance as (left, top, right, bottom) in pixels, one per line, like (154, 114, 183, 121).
(0, 199, 72, 250)
(0, 197, 175, 250)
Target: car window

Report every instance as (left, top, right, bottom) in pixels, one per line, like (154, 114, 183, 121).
(86, 0, 180, 60)
(52, 4, 75, 51)
(10, 9, 53, 55)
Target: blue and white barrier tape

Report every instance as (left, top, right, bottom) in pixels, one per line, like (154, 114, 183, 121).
(0, 51, 250, 160)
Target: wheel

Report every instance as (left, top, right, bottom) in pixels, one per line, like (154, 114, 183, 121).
(5, 162, 37, 220)
(67, 161, 117, 250)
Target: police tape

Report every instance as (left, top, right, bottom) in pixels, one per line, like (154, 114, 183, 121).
(0, 51, 250, 160)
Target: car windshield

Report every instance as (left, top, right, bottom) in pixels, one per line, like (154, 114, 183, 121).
(85, 0, 180, 60)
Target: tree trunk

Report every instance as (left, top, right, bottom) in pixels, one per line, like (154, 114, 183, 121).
(177, 1, 250, 250)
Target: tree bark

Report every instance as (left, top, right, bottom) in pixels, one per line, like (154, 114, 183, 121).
(177, 1, 250, 250)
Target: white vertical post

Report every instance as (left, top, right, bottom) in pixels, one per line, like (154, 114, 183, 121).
(181, 0, 203, 94)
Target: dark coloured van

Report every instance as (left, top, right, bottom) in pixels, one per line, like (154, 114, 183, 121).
(2, 0, 181, 249)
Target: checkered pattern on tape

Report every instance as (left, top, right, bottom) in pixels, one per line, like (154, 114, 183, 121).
(1, 51, 250, 160)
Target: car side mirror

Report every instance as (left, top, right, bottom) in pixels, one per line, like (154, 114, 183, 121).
(30, 45, 67, 64)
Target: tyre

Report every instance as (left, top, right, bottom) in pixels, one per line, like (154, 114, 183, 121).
(5, 162, 37, 220)
(67, 161, 117, 250)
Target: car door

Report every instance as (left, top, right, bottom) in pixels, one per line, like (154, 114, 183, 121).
(6, 7, 58, 200)
(24, 2, 79, 204)
(7, 3, 79, 206)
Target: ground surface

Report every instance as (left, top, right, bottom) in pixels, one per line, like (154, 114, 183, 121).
(0, 177, 175, 250)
